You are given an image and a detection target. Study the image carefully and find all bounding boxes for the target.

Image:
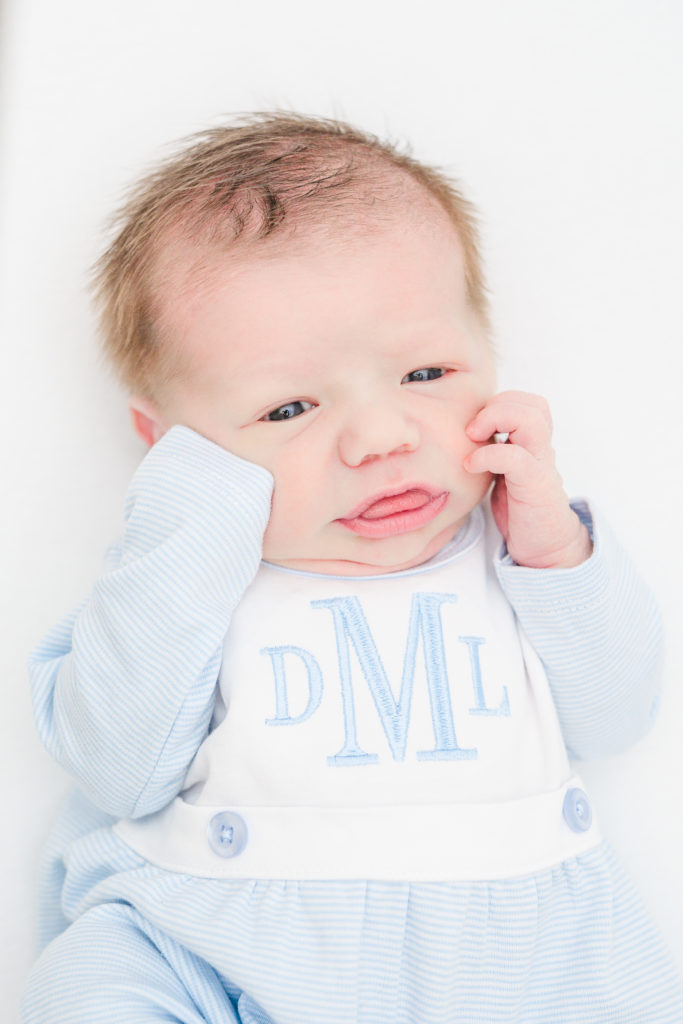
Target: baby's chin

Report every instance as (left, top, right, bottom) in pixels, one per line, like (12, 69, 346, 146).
(266, 521, 465, 577)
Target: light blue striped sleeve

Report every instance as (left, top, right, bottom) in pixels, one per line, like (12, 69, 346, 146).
(29, 426, 273, 819)
(495, 500, 663, 760)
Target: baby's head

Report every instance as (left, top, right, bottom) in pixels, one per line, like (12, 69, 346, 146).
(93, 112, 498, 575)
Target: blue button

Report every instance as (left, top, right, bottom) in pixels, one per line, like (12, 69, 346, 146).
(562, 788, 592, 833)
(207, 811, 248, 858)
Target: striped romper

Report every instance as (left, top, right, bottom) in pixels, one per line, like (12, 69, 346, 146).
(23, 426, 683, 1023)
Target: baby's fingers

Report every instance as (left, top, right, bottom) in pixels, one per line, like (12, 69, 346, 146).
(463, 441, 548, 489)
(466, 393, 553, 459)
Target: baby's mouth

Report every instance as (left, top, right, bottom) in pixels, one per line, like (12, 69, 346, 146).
(337, 488, 448, 539)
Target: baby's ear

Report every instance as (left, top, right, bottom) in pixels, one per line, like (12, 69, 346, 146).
(128, 396, 166, 447)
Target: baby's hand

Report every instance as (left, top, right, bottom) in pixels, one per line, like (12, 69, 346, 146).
(464, 391, 592, 569)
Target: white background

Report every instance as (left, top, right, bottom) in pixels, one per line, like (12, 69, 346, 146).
(1, 0, 681, 1017)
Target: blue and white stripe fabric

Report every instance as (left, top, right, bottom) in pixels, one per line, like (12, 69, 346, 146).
(23, 825, 683, 1023)
(29, 427, 274, 819)
(496, 502, 664, 761)
(23, 426, 682, 1022)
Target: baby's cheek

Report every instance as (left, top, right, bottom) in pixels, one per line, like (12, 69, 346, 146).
(260, 479, 308, 560)
(433, 407, 480, 459)
(261, 511, 288, 562)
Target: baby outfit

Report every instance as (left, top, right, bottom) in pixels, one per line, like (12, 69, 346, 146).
(23, 426, 683, 1023)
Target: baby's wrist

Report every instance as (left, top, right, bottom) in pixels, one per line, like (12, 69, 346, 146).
(558, 529, 593, 568)
(537, 521, 593, 570)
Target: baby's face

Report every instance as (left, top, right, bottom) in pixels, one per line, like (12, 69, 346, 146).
(152, 215, 497, 575)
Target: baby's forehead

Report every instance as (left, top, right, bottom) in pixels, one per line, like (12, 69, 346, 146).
(155, 214, 476, 389)
(154, 200, 465, 316)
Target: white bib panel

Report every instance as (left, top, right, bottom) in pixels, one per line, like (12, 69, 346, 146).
(116, 507, 601, 878)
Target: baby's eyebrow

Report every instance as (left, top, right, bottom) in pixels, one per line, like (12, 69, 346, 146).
(227, 356, 309, 391)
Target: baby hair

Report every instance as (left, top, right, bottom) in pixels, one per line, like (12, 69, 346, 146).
(92, 111, 491, 397)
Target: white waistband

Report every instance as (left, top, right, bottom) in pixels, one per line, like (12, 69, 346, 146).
(114, 775, 601, 882)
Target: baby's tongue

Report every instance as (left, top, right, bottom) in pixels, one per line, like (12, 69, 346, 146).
(360, 489, 431, 520)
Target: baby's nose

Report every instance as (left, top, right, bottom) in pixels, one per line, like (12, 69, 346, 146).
(337, 405, 420, 467)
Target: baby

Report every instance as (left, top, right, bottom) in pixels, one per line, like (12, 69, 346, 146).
(23, 112, 682, 1023)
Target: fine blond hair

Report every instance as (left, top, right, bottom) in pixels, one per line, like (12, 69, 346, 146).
(92, 111, 491, 397)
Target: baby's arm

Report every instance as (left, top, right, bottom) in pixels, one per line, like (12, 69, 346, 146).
(465, 392, 662, 757)
(29, 426, 273, 818)
(495, 501, 662, 758)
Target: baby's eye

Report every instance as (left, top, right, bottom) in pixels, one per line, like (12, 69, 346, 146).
(401, 367, 447, 384)
(261, 400, 315, 422)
